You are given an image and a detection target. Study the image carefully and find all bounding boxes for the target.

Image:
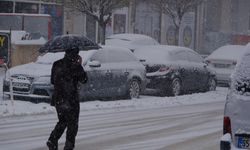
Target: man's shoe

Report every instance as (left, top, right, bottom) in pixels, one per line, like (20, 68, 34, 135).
(47, 140, 58, 150)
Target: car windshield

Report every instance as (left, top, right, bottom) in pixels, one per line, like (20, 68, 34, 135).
(232, 52, 250, 96)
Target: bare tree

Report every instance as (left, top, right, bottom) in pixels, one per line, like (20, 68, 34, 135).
(64, 0, 130, 44)
(152, 0, 204, 45)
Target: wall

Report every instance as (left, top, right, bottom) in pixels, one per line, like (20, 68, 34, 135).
(11, 44, 41, 67)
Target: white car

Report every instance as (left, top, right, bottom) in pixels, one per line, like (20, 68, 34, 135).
(205, 45, 246, 86)
(220, 44, 250, 150)
(105, 33, 159, 52)
(3, 46, 147, 103)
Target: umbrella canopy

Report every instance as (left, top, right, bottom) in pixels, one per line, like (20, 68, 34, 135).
(39, 34, 100, 53)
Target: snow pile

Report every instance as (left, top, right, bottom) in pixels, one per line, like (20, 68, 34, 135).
(0, 87, 228, 117)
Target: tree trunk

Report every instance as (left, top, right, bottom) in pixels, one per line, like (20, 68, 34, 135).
(175, 26, 180, 45)
(99, 23, 106, 45)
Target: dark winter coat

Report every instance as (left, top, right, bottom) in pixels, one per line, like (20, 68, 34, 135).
(50, 56, 87, 108)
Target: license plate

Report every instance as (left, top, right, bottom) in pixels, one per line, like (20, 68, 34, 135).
(214, 63, 230, 68)
(237, 136, 250, 149)
(12, 82, 30, 88)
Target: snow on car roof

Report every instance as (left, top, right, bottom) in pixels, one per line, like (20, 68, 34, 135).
(106, 33, 157, 41)
(206, 45, 246, 61)
(36, 50, 98, 65)
(133, 45, 192, 62)
(232, 44, 250, 80)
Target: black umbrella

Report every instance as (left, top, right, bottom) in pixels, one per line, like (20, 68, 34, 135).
(39, 34, 101, 53)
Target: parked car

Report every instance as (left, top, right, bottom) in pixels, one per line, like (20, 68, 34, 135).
(105, 33, 159, 52)
(133, 45, 217, 96)
(220, 44, 250, 150)
(3, 46, 147, 102)
(205, 45, 246, 86)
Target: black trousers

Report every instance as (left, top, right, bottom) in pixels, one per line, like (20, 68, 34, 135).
(48, 104, 79, 149)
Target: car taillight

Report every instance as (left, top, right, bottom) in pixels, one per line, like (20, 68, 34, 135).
(159, 66, 170, 72)
(223, 116, 232, 135)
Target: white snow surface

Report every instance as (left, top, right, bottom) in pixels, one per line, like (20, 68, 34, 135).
(206, 45, 246, 61)
(0, 67, 228, 150)
(0, 61, 228, 117)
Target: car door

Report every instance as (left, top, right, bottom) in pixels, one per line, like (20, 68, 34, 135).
(80, 50, 112, 99)
(103, 50, 129, 97)
(172, 50, 194, 91)
(186, 51, 209, 90)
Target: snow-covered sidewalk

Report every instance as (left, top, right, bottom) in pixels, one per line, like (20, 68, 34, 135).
(0, 87, 228, 117)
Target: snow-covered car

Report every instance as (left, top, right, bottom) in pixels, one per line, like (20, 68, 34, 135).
(133, 45, 217, 96)
(205, 45, 246, 86)
(220, 44, 250, 150)
(3, 46, 147, 102)
(105, 33, 159, 52)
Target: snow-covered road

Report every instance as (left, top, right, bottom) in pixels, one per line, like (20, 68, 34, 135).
(0, 66, 228, 150)
(0, 96, 225, 150)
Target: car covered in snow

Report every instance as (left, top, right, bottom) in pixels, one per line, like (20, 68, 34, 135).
(205, 45, 246, 86)
(105, 33, 159, 52)
(133, 45, 217, 96)
(3, 46, 147, 102)
(220, 44, 250, 150)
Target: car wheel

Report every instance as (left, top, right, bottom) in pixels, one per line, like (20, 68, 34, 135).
(170, 78, 181, 96)
(126, 79, 140, 99)
(208, 77, 216, 91)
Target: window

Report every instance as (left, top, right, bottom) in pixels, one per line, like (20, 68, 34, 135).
(249, 15, 250, 30)
(172, 51, 188, 61)
(0, 1, 13, 13)
(105, 50, 137, 63)
(186, 51, 203, 63)
(91, 50, 137, 64)
(15, 2, 39, 14)
(90, 51, 107, 63)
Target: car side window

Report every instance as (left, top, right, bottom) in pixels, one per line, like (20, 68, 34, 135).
(187, 51, 203, 63)
(90, 50, 107, 63)
(172, 51, 189, 61)
(105, 50, 137, 63)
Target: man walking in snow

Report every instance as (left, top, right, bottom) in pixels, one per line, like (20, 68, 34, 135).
(47, 47, 88, 150)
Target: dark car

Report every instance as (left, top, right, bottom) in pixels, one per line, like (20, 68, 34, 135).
(133, 45, 217, 96)
(220, 44, 250, 150)
(3, 46, 147, 102)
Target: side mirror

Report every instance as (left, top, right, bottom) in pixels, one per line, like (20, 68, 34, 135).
(88, 60, 101, 68)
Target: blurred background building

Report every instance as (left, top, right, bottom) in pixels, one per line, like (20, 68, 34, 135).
(1, 0, 250, 55)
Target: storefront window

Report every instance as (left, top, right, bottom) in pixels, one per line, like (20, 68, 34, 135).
(0, 1, 13, 13)
(15, 2, 39, 14)
(41, 4, 63, 37)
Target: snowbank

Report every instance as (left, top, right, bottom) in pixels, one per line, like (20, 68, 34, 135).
(0, 87, 228, 117)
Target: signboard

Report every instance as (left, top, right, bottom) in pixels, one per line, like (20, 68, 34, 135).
(179, 12, 195, 49)
(0, 32, 10, 65)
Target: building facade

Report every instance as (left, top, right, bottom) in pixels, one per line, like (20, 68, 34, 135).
(197, 0, 250, 54)
(0, 0, 63, 39)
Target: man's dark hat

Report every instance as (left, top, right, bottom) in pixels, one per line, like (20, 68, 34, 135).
(65, 47, 79, 55)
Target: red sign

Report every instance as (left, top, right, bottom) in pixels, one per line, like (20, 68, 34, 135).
(233, 35, 250, 45)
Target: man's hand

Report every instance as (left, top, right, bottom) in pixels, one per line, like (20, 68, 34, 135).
(73, 55, 82, 65)
(77, 55, 82, 65)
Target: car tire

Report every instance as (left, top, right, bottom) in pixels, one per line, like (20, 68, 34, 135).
(170, 78, 182, 96)
(207, 77, 216, 91)
(126, 79, 140, 99)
